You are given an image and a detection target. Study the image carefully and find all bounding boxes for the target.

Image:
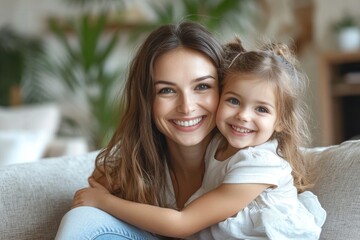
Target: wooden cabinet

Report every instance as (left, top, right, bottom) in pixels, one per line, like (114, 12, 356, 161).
(318, 51, 360, 146)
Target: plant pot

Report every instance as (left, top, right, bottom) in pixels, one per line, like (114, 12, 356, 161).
(338, 27, 360, 51)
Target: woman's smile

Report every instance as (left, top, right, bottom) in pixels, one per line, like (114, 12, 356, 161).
(172, 116, 204, 128)
(153, 47, 219, 146)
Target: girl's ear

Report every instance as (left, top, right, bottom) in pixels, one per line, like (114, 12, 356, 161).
(274, 123, 283, 133)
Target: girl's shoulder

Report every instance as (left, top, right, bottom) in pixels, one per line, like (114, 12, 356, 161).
(224, 140, 292, 186)
(234, 140, 286, 166)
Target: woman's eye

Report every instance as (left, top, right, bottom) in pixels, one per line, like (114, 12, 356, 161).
(227, 98, 240, 105)
(158, 88, 175, 94)
(256, 106, 269, 113)
(195, 84, 209, 90)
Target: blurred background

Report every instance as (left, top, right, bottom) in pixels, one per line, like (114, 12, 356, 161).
(1, 0, 360, 164)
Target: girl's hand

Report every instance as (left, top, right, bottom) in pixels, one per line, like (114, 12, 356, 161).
(72, 177, 110, 209)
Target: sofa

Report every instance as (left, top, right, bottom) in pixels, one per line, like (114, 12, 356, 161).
(0, 103, 88, 167)
(0, 140, 359, 240)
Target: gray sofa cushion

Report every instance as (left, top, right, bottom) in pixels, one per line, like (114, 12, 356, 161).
(0, 152, 97, 239)
(304, 140, 360, 240)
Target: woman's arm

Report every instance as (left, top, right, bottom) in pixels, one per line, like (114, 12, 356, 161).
(73, 178, 270, 238)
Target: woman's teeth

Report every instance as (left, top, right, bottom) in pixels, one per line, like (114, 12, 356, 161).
(174, 117, 202, 127)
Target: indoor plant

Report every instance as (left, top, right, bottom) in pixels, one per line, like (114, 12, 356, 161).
(332, 14, 360, 51)
(0, 27, 44, 106)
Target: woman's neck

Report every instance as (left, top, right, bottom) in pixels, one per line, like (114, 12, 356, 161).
(166, 135, 211, 208)
(166, 133, 211, 172)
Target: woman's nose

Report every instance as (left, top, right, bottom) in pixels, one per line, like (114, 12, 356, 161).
(177, 93, 195, 114)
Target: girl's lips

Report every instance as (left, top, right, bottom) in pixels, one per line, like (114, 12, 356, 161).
(231, 125, 254, 133)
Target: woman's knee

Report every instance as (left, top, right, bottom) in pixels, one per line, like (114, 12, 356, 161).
(56, 206, 118, 239)
(55, 206, 160, 240)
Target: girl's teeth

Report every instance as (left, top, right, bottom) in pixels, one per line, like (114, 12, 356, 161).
(174, 117, 202, 127)
(232, 125, 251, 133)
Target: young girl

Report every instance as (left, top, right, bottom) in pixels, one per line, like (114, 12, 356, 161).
(72, 38, 326, 239)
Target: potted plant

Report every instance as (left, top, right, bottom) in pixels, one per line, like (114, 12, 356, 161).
(0, 27, 44, 106)
(45, 12, 123, 149)
(332, 14, 360, 51)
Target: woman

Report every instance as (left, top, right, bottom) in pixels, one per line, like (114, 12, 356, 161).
(55, 21, 223, 239)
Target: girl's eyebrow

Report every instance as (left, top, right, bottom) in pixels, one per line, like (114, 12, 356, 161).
(257, 101, 275, 109)
(154, 75, 215, 85)
(224, 91, 276, 109)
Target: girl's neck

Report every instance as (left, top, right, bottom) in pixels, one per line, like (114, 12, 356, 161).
(216, 138, 272, 161)
(215, 142, 239, 161)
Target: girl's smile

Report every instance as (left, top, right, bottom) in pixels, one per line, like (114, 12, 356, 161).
(216, 74, 280, 150)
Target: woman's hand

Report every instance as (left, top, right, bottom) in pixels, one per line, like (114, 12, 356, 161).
(72, 177, 111, 209)
(91, 167, 112, 191)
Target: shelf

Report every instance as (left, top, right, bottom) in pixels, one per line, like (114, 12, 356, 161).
(318, 51, 360, 146)
(332, 83, 360, 97)
(321, 51, 360, 64)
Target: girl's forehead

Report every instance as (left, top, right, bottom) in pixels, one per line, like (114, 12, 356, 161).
(223, 73, 279, 101)
(224, 72, 266, 85)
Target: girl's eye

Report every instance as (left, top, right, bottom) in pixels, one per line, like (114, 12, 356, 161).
(256, 106, 269, 113)
(158, 88, 175, 94)
(195, 84, 210, 90)
(227, 98, 240, 105)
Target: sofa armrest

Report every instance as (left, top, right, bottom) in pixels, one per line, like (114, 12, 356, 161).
(303, 140, 360, 240)
(0, 151, 98, 240)
(45, 136, 89, 158)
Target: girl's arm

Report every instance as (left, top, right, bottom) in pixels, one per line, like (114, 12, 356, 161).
(73, 178, 270, 238)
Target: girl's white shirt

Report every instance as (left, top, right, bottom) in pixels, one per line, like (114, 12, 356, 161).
(165, 134, 326, 240)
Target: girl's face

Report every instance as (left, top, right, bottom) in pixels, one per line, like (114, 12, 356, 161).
(216, 74, 280, 150)
(153, 47, 219, 147)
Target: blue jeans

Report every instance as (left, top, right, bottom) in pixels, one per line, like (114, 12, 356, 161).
(55, 206, 162, 240)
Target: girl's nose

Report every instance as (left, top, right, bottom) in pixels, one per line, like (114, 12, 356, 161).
(235, 108, 251, 122)
(177, 93, 196, 114)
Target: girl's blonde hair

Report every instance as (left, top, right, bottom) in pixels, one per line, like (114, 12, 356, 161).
(223, 38, 311, 192)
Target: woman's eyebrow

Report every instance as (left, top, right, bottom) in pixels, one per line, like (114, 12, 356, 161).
(154, 75, 215, 86)
(154, 80, 175, 86)
(193, 75, 216, 82)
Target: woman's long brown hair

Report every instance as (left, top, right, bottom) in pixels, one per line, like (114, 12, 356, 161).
(95, 21, 223, 206)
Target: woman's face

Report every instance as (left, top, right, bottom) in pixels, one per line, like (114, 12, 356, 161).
(152, 47, 219, 147)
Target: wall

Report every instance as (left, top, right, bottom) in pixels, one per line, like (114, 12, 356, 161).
(1, 0, 359, 146)
(0, 0, 74, 36)
(314, 0, 360, 50)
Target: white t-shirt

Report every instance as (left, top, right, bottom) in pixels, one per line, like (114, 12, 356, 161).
(166, 134, 326, 240)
